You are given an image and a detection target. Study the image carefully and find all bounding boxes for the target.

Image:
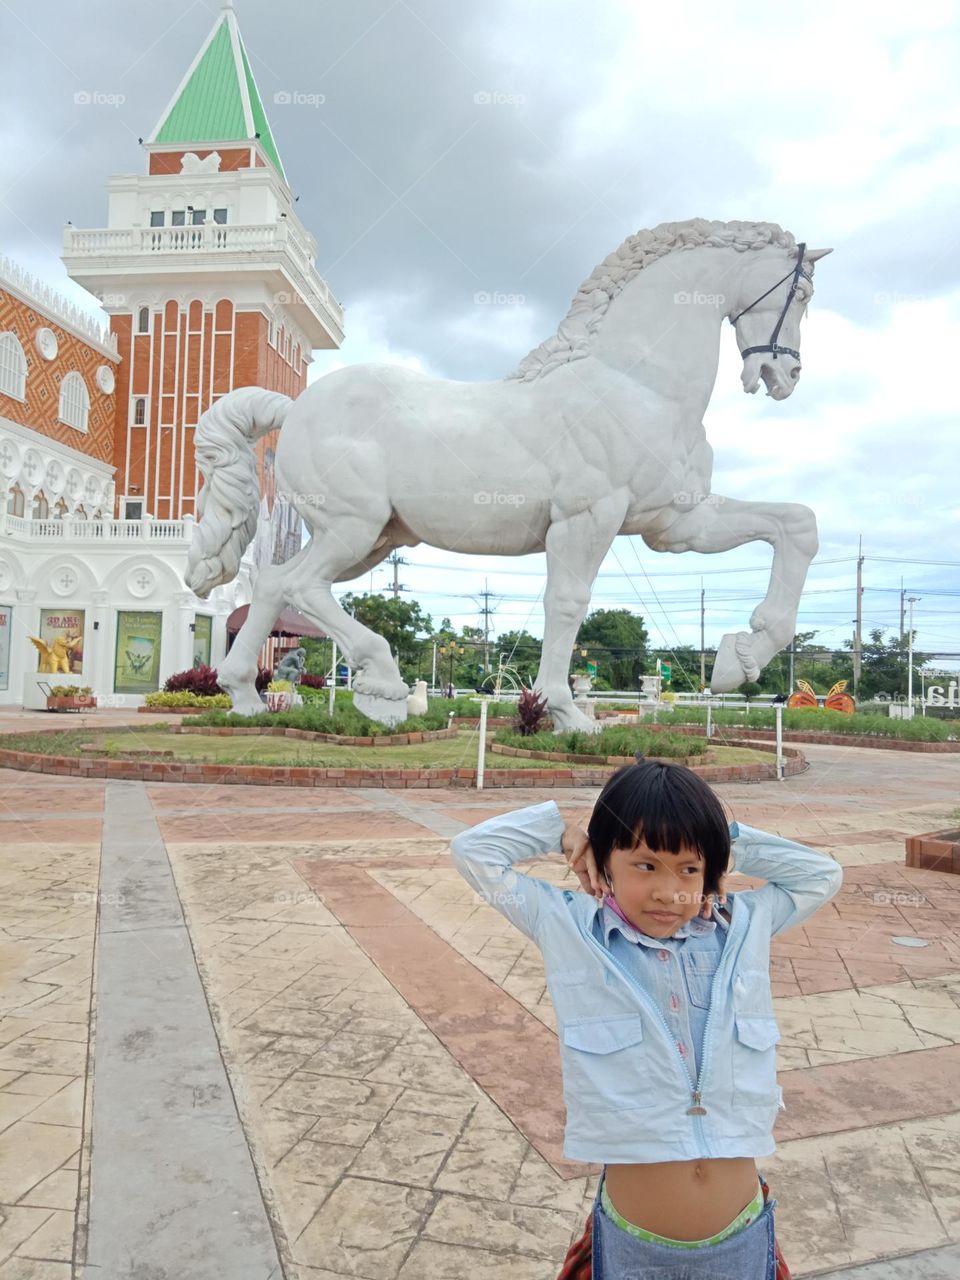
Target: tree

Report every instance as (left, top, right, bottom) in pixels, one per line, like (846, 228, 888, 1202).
(843, 628, 930, 701)
(576, 609, 649, 690)
(491, 630, 542, 685)
(650, 646, 708, 693)
(339, 593, 434, 676)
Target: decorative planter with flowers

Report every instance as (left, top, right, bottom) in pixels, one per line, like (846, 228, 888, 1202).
(39, 682, 97, 712)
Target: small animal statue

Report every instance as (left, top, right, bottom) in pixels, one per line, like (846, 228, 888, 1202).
(30, 633, 81, 674)
(275, 646, 307, 685)
(406, 679, 429, 717)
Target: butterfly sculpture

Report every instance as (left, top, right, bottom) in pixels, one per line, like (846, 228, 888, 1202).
(787, 678, 855, 714)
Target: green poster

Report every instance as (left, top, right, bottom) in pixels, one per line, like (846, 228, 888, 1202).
(115, 611, 163, 693)
(193, 614, 212, 667)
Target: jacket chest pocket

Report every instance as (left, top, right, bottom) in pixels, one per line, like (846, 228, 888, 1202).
(561, 1015, 656, 1112)
(680, 950, 719, 1010)
(731, 970, 781, 1112)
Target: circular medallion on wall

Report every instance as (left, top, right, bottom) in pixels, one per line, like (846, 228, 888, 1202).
(0, 558, 12, 593)
(66, 469, 83, 502)
(44, 459, 65, 495)
(0, 437, 20, 479)
(50, 565, 79, 596)
(22, 449, 42, 485)
(95, 365, 115, 394)
(84, 475, 102, 505)
(35, 328, 58, 361)
(127, 566, 156, 598)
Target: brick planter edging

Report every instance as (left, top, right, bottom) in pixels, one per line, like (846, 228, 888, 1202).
(906, 829, 960, 874)
(491, 740, 806, 783)
(644, 722, 960, 753)
(172, 724, 459, 747)
(491, 743, 706, 767)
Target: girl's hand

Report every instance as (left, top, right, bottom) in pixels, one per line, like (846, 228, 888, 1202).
(561, 822, 609, 902)
(701, 874, 728, 918)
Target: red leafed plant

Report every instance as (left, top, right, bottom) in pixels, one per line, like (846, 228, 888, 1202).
(255, 665, 273, 693)
(163, 664, 222, 696)
(299, 672, 327, 689)
(515, 686, 549, 736)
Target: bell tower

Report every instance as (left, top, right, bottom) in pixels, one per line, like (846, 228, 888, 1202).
(62, 0, 343, 529)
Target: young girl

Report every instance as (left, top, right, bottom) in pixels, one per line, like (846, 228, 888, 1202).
(449, 761, 843, 1279)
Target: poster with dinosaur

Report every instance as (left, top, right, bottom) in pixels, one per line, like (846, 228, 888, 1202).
(114, 611, 162, 693)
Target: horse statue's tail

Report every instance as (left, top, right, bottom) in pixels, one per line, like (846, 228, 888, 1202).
(186, 386, 293, 598)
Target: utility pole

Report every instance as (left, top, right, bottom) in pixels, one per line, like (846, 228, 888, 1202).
(699, 581, 706, 691)
(907, 596, 919, 716)
(473, 579, 497, 672)
(788, 636, 795, 694)
(899, 578, 905, 642)
(387, 550, 406, 600)
(853, 535, 864, 699)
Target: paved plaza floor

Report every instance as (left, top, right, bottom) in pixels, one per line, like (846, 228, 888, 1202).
(1, 710, 959, 1277)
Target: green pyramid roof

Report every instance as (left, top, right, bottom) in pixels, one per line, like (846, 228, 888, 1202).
(149, 5, 286, 180)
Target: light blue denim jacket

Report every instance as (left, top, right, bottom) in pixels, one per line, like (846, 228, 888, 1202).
(449, 801, 843, 1164)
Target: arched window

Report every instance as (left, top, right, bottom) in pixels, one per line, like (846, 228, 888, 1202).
(133, 397, 146, 425)
(92, 508, 103, 520)
(74, 503, 87, 520)
(138, 307, 150, 334)
(0, 332, 27, 401)
(32, 490, 49, 520)
(6, 484, 24, 517)
(59, 372, 90, 433)
(53, 497, 69, 520)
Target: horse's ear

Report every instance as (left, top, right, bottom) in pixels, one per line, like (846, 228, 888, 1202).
(806, 248, 833, 262)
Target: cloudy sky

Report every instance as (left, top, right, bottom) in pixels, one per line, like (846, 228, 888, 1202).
(3, 0, 958, 682)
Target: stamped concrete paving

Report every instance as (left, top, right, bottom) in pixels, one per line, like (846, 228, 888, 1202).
(1, 730, 959, 1276)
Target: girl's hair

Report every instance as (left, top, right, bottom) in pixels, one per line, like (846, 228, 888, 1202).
(587, 762, 730, 896)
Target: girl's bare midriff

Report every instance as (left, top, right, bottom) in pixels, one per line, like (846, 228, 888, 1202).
(604, 1157, 760, 1240)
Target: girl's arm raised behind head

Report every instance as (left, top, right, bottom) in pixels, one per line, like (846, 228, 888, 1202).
(728, 820, 844, 937)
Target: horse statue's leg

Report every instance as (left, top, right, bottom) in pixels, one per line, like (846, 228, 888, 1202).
(535, 495, 629, 734)
(217, 551, 307, 716)
(644, 494, 818, 691)
(281, 517, 411, 725)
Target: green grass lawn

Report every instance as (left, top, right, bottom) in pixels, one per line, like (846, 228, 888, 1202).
(1, 727, 775, 771)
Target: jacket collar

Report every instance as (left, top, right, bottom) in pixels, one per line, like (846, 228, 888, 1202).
(597, 895, 728, 948)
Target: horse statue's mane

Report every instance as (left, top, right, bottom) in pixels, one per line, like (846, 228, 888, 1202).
(508, 217, 798, 383)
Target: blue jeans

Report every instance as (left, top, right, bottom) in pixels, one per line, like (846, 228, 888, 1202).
(591, 1168, 778, 1279)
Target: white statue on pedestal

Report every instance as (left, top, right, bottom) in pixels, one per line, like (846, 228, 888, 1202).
(187, 218, 830, 730)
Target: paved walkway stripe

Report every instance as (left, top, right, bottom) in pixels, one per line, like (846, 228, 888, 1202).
(84, 780, 284, 1279)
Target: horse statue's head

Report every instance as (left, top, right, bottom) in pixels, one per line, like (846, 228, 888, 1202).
(729, 243, 832, 400)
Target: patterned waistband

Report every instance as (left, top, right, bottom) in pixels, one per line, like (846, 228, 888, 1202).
(600, 1176, 766, 1250)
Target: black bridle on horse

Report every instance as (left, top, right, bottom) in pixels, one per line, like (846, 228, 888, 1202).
(729, 242, 811, 363)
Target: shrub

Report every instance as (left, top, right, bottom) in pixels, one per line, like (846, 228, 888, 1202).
(267, 679, 293, 692)
(494, 726, 706, 758)
(191, 701, 450, 735)
(164, 664, 222, 696)
(49, 685, 93, 697)
(299, 672, 326, 688)
(144, 691, 232, 708)
(255, 665, 273, 693)
(515, 687, 549, 736)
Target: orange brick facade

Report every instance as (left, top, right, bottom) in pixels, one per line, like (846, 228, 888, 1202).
(0, 290, 116, 468)
(147, 147, 267, 175)
(111, 300, 307, 520)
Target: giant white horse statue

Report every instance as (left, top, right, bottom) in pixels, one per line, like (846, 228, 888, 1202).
(187, 218, 830, 731)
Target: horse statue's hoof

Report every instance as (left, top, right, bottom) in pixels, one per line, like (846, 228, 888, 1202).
(353, 690, 409, 728)
(709, 633, 750, 692)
